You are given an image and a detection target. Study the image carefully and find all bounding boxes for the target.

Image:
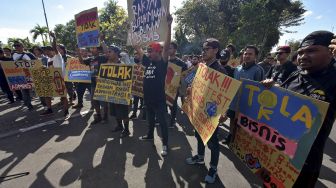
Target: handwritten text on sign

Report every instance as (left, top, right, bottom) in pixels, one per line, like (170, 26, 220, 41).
(230, 79, 329, 188)
(1, 60, 42, 90)
(127, 0, 170, 45)
(65, 58, 91, 83)
(30, 67, 67, 97)
(131, 64, 145, 97)
(75, 7, 100, 48)
(93, 64, 133, 105)
(182, 63, 241, 144)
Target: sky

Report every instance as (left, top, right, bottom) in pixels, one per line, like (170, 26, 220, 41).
(0, 0, 335, 50)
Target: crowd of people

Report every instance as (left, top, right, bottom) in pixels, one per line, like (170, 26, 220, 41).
(1, 13, 336, 187)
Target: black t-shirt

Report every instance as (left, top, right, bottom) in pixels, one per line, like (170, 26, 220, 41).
(266, 61, 297, 84)
(281, 59, 336, 172)
(169, 57, 188, 72)
(142, 55, 168, 104)
(83, 55, 108, 77)
(0, 56, 13, 80)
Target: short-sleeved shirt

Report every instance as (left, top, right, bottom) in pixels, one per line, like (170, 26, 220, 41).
(169, 57, 188, 72)
(48, 53, 65, 76)
(234, 62, 264, 81)
(83, 55, 108, 77)
(12, 52, 36, 61)
(266, 61, 297, 85)
(281, 59, 336, 172)
(142, 55, 168, 104)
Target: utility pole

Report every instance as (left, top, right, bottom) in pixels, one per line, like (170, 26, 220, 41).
(42, 0, 51, 43)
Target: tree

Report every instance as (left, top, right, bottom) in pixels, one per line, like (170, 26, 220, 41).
(99, 0, 128, 47)
(30, 24, 49, 46)
(175, 0, 306, 59)
(54, 19, 77, 51)
(7, 37, 34, 50)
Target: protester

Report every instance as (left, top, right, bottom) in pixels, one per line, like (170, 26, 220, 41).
(185, 38, 227, 184)
(78, 45, 108, 124)
(32, 46, 48, 67)
(129, 51, 145, 119)
(58, 44, 76, 106)
(219, 49, 234, 77)
(265, 46, 297, 85)
(3, 47, 12, 58)
(12, 41, 36, 110)
(262, 30, 336, 188)
(258, 53, 275, 75)
(0, 48, 15, 103)
(167, 42, 188, 128)
(222, 45, 264, 144)
(103, 45, 131, 137)
(40, 32, 69, 117)
(73, 48, 91, 109)
(133, 14, 173, 157)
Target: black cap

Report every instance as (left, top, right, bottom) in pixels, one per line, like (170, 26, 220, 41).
(300, 30, 334, 48)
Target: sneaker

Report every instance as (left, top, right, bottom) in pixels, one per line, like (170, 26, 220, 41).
(120, 130, 130, 138)
(161, 145, 168, 156)
(72, 103, 83, 109)
(185, 155, 205, 165)
(111, 126, 123, 132)
(129, 113, 137, 119)
(205, 167, 217, 184)
(40, 109, 53, 116)
(139, 135, 154, 141)
(91, 115, 102, 124)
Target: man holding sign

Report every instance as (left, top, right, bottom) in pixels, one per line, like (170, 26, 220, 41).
(133, 14, 173, 157)
(262, 30, 336, 187)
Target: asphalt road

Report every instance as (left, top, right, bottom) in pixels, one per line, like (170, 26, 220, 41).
(0, 93, 335, 188)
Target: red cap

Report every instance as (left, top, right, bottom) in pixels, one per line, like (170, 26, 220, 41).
(148, 42, 162, 53)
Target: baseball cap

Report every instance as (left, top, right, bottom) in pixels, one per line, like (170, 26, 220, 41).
(203, 38, 220, 49)
(300, 30, 334, 48)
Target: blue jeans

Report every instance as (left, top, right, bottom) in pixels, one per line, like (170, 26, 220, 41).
(146, 101, 168, 145)
(195, 127, 219, 167)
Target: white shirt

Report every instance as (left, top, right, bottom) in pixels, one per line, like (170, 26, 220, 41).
(48, 53, 65, 76)
(12, 52, 34, 61)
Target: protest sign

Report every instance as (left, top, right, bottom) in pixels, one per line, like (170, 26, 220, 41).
(1, 60, 42, 90)
(64, 58, 91, 83)
(182, 63, 241, 144)
(30, 67, 67, 97)
(179, 66, 197, 96)
(131, 64, 145, 97)
(230, 79, 329, 188)
(75, 7, 100, 48)
(165, 62, 182, 106)
(127, 0, 170, 45)
(93, 64, 133, 105)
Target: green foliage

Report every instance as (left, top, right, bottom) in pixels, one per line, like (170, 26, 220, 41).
(54, 19, 77, 51)
(99, 0, 128, 47)
(175, 0, 306, 59)
(7, 37, 34, 50)
(30, 24, 49, 46)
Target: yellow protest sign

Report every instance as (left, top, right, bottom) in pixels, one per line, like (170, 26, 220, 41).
(30, 67, 67, 97)
(93, 64, 133, 105)
(182, 63, 241, 144)
(64, 58, 91, 83)
(0, 60, 42, 90)
(165, 62, 182, 106)
(131, 64, 145, 98)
